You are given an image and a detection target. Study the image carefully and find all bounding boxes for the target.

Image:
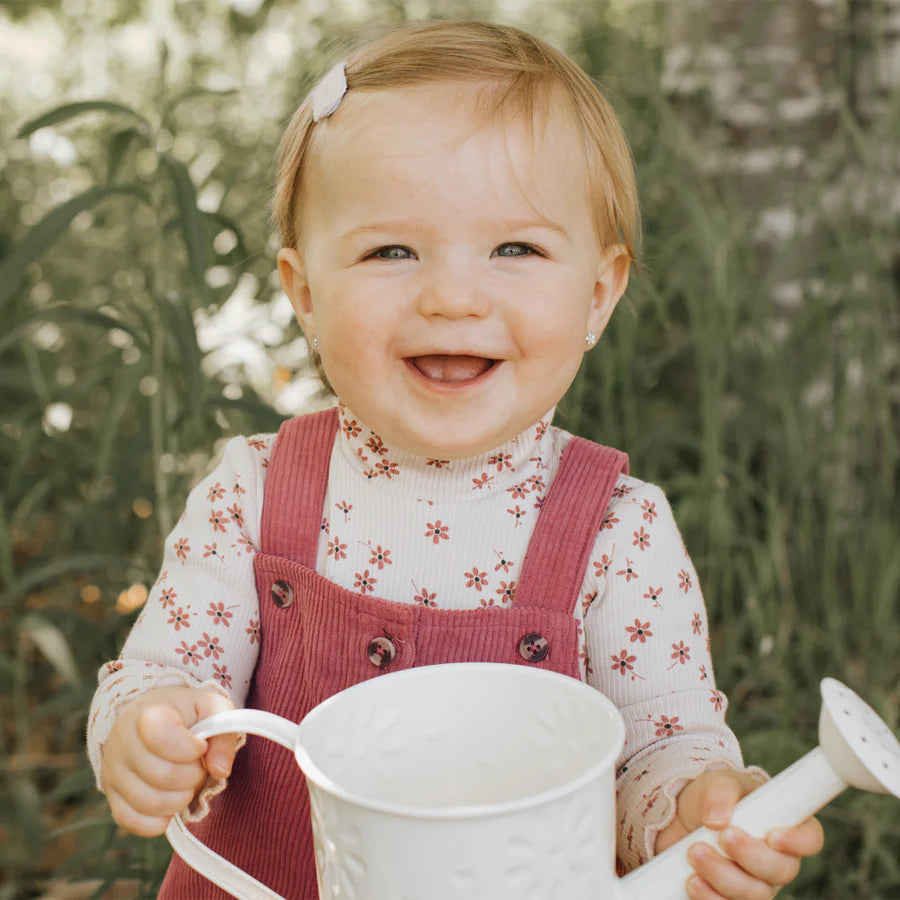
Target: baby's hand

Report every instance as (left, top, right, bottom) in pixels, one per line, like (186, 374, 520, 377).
(655, 769, 824, 899)
(100, 686, 238, 837)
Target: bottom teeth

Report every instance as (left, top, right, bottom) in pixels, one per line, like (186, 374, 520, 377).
(412, 355, 493, 383)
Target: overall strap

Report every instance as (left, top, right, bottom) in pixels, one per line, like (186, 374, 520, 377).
(259, 407, 340, 566)
(514, 436, 628, 613)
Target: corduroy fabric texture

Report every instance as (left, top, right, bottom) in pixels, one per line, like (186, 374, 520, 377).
(160, 408, 628, 899)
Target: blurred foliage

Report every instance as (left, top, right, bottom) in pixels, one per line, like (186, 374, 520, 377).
(1, 0, 898, 898)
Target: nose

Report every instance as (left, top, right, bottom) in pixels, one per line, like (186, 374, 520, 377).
(416, 259, 491, 320)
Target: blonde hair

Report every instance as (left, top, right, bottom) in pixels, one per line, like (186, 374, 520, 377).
(273, 20, 640, 262)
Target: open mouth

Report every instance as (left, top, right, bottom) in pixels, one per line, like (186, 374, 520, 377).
(406, 355, 497, 386)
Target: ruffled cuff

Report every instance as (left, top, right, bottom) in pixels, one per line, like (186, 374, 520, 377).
(181, 678, 247, 823)
(615, 738, 768, 873)
(89, 664, 205, 790)
(88, 666, 245, 824)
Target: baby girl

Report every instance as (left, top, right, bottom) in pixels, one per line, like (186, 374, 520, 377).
(88, 19, 823, 899)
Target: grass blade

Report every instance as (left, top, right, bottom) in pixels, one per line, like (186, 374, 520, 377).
(0, 306, 150, 357)
(161, 86, 238, 125)
(161, 154, 208, 299)
(0, 496, 13, 587)
(20, 615, 81, 686)
(16, 100, 151, 139)
(0, 185, 151, 312)
(6, 554, 131, 604)
(106, 126, 148, 183)
(159, 293, 205, 425)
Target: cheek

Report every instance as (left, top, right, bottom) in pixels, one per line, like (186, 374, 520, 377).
(311, 291, 362, 342)
(518, 299, 588, 355)
(516, 272, 593, 327)
(529, 314, 592, 386)
(315, 305, 393, 388)
(314, 275, 400, 330)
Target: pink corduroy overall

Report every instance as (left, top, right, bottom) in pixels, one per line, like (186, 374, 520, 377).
(159, 407, 628, 899)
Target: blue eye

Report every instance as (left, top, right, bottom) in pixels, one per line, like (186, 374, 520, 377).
(493, 243, 538, 258)
(368, 246, 416, 261)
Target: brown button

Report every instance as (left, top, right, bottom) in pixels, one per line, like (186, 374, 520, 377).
(519, 632, 549, 663)
(367, 636, 396, 668)
(271, 580, 294, 608)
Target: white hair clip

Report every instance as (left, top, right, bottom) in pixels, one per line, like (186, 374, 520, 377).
(310, 62, 348, 122)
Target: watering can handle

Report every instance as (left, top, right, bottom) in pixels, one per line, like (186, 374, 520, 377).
(164, 709, 298, 900)
(166, 811, 284, 899)
(618, 746, 847, 900)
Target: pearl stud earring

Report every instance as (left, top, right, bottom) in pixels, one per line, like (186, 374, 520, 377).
(312, 337, 319, 350)
(585, 333, 597, 347)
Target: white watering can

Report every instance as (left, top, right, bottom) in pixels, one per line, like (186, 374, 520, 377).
(166, 663, 899, 899)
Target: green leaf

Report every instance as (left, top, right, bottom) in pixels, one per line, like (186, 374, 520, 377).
(5, 554, 130, 604)
(9, 478, 53, 536)
(106, 126, 148, 183)
(204, 394, 290, 433)
(0, 305, 150, 357)
(20, 615, 81, 686)
(8, 778, 43, 856)
(0, 184, 151, 313)
(205, 210, 250, 264)
(161, 154, 208, 300)
(159, 293, 205, 421)
(94, 367, 144, 479)
(161, 86, 238, 124)
(47, 815, 114, 838)
(16, 100, 151, 139)
(0, 496, 13, 587)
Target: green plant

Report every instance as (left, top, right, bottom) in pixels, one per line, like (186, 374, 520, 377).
(1, 50, 288, 899)
(1, 3, 897, 897)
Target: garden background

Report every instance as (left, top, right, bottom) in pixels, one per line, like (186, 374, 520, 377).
(1, 0, 898, 897)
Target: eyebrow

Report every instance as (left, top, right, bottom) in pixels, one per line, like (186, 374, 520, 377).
(498, 217, 568, 236)
(339, 222, 425, 242)
(339, 216, 568, 242)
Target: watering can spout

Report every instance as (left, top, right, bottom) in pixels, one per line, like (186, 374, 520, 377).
(613, 678, 900, 900)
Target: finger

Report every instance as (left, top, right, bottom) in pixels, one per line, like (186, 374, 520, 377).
(106, 786, 180, 838)
(719, 827, 801, 887)
(677, 773, 741, 832)
(686, 873, 726, 900)
(107, 766, 199, 819)
(188, 690, 237, 777)
(687, 841, 774, 900)
(767, 817, 825, 858)
(126, 746, 208, 793)
(655, 818, 691, 853)
(204, 732, 240, 778)
(696, 771, 760, 829)
(136, 703, 208, 763)
(188, 688, 236, 725)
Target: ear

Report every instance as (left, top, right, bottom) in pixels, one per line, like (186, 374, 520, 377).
(586, 244, 631, 342)
(277, 247, 316, 337)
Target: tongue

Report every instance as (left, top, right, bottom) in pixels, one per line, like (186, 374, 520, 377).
(412, 355, 492, 383)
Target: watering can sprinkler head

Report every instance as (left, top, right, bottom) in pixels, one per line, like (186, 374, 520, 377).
(817, 678, 900, 798)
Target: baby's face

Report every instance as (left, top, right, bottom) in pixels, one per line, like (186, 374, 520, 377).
(279, 83, 629, 458)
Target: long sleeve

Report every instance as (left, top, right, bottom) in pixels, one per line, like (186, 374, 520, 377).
(88, 411, 763, 851)
(86, 434, 273, 815)
(578, 477, 766, 871)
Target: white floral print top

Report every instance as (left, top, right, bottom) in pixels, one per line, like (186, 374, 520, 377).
(88, 404, 763, 871)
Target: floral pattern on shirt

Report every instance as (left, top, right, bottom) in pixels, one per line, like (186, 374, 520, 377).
(88, 408, 753, 874)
